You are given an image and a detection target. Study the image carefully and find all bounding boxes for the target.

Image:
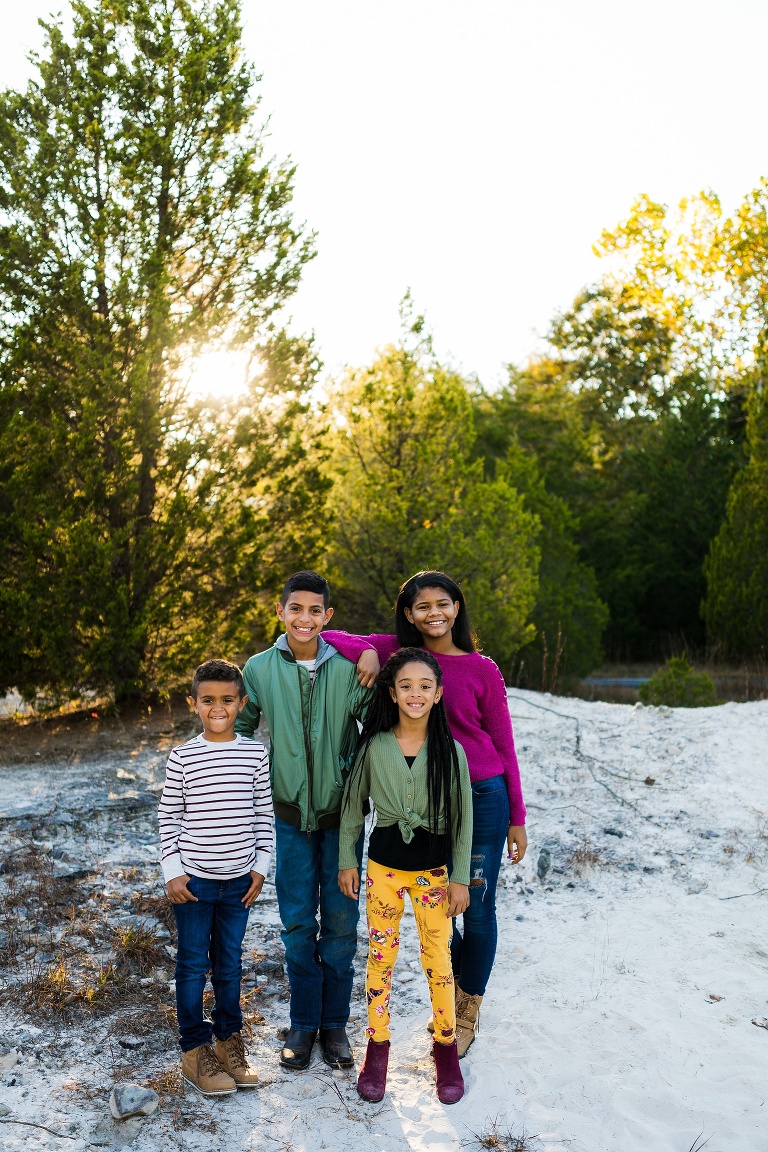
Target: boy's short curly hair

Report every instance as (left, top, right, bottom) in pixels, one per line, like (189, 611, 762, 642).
(190, 659, 245, 699)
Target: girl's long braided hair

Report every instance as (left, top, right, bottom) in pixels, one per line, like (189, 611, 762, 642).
(344, 647, 463, 842)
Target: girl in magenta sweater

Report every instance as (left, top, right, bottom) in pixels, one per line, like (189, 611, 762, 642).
(325, 570, 527, 1057)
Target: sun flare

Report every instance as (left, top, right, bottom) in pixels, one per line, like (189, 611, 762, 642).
(183, 349, 251, 402)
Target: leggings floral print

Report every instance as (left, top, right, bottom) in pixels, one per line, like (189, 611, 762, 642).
(364, 859, 456, 1044)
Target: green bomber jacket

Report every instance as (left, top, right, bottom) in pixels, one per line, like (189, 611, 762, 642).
(235, 634, 370, 833)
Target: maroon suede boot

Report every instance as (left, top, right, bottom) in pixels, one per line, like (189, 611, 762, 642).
(433, 1039, 464, 1104)
(357, 1039, 390, 1102)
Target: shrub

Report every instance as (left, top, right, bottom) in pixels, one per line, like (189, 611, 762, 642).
(639, 656, 717, 707)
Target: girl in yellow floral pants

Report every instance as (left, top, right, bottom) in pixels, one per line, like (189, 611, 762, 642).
(364, 860, 456, 1044)
(338, 648, 473, 1104)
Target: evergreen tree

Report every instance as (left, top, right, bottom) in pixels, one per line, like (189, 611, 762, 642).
(0, 0, 316, 700)
(324, 316, 540, 676)
(704, 377, 768, 657)
(472, 381, 607, 683)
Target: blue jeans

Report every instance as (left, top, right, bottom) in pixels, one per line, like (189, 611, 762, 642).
(172, 873, 251, 1052)
(450, 775, 510, 997)
(274, 817, 364, 1031)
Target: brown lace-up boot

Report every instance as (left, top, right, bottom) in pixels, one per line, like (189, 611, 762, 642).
(454, 985, 483, 1057)
(181, 1043, 237, 1096)
(214, 1032, 259, 1088)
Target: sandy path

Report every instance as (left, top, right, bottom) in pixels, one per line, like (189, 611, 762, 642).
(0, 692, 766, 1152)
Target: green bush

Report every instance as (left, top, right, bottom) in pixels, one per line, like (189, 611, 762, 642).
(639, 657, 717, 708)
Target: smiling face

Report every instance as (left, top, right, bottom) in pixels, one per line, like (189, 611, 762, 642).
(404, 586, 460, 642)
(189, 680, 247, 742)
(389, 660, 443, 725)
(275, 590, 333, 657)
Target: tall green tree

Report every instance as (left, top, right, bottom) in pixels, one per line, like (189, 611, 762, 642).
(324, 319, 540, 676)
(0, 0, 316, 699)
(538, 195, 742, 659)
(472, 381, 607, 682)
(704, 375, 768, 657)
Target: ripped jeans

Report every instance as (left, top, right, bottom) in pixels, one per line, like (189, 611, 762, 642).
(450, 774, 510, 997)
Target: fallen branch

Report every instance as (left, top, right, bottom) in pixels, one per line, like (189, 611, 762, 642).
(720, 888, 768, 900)
(0, 1117, 77, 1139)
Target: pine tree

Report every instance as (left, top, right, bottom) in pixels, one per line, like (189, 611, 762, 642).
(0, 0, 316, 700)
(704, 378, 768, 657)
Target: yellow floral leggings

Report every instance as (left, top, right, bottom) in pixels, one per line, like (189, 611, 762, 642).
(364, 858, 456, 1044)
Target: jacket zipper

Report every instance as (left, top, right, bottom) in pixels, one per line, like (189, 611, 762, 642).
(298, 663, 314, 838)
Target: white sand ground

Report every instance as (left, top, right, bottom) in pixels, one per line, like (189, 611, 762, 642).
(1, 691, 767, 1152)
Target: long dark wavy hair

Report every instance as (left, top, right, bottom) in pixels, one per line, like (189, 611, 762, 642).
(394, 570, 478, 653)
(344, 648, 463, 842)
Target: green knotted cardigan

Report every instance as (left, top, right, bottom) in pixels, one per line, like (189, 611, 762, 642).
(338, 729, 473, 885)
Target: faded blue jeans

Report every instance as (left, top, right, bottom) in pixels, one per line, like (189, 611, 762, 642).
(450, 774, 510, 997)
(172, 873, 251, 1051)
(274, 817, 364, 1032)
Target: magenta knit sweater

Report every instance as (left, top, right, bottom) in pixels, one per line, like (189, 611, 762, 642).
(323, 631, 526, 826)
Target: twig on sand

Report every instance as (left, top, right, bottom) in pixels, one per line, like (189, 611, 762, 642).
(0, 1117, 77, 1139)
(508, 689, 661, 827)
(312, 1072, 388, 1121)
(577, 733, 662, 828)
(719, 887, 768, 900)
(688, 1134, 714, 1152)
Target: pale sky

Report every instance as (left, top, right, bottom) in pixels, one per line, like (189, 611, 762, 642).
(4, 1, 768, 388)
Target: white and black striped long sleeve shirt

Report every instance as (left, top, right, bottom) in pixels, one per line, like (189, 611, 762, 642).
(158, 734, 274, 883)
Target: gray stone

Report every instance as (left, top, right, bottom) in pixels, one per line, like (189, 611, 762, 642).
(108, 1083, 159, 1120)
(0, 1051, 18, 1074)
(91, 1115, 147, 1146)
(254, 957, 284, 976)
(536, 847, 551, 880)
(0, 1101, 11, 1115)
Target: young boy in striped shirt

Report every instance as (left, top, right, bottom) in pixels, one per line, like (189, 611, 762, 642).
(158, 659, 274, 1097)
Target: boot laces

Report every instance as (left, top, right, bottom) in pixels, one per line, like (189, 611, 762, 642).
(200, 1044, 225, 1077)
(223, 1032, 247, 1069)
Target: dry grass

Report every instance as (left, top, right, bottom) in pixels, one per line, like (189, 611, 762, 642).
(19, 957, 127, 1013)
(240, 988, 267, 1034)
(110, 1002, 177, 1037)
(566, 836, 604, 874)
(112, 921, 166, 973)
(467, 1117, 540, 1151)
(130, 890, 177, 938)
(145, 1066, 184, 1103)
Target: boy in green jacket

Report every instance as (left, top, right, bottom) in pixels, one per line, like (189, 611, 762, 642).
(235, 571, 371, 1071)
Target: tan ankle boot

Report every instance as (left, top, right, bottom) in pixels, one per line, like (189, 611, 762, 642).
(181, 1043, 237, 1096)
(454, 985, 483, 1057)
(214, 1032, 259, 1088)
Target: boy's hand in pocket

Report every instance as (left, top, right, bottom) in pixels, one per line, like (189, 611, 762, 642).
(166, 875, 198, 904)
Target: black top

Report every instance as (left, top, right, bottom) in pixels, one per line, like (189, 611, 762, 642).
(367, 757, 449, 873)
